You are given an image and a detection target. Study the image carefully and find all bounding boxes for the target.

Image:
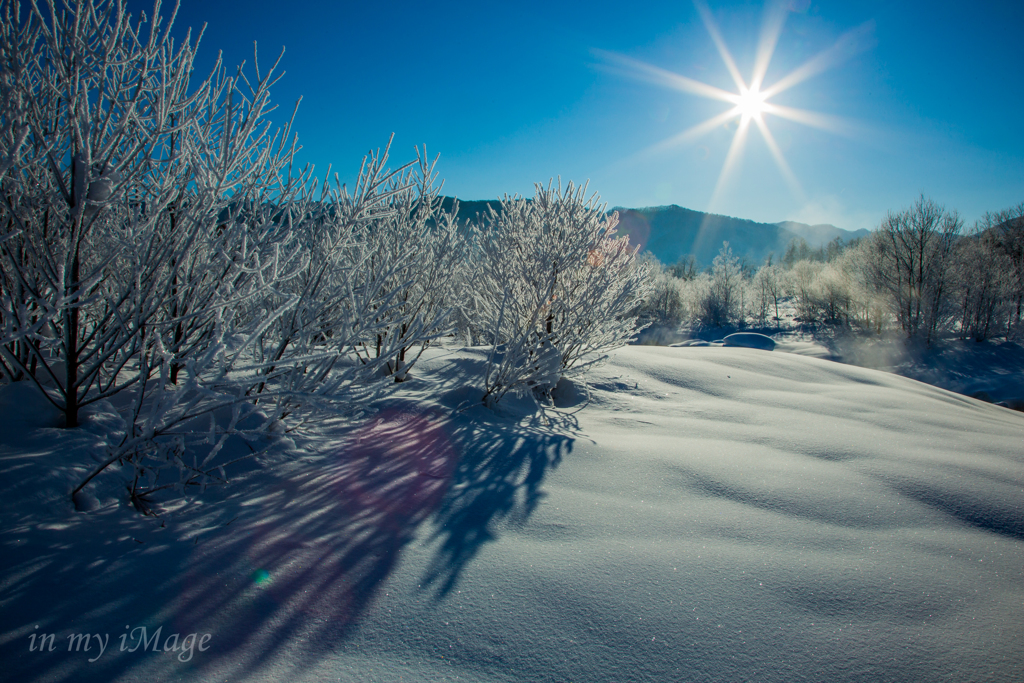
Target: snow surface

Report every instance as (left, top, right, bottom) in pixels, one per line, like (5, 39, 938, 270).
(2, 344, 1023, 682)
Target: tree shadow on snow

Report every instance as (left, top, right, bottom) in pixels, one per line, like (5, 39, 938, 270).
(0, 391, 574, 683)
(419, 407, 574, 598)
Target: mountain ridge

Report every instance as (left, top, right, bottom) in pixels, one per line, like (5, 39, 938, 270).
(439, 197, 870, 267)
(612, 204, 869, 267)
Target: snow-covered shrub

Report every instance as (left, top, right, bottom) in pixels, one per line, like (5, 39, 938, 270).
(235, 142, 426, 427)
(0, 0, 450, 510)
(476, 181, 649, 406)
(0, 0, 339, 507)
(346, 148, 468, 381)
(451, 234, 490, 346)
(80, 140, 457, 510)
(637, 255, 686, 327)
(784, 257, 857, 326)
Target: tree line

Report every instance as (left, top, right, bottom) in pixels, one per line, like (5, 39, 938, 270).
(639, 195, 1024, 344)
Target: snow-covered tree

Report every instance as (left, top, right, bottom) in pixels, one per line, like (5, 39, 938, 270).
(867, 195, 961, 344)
(816, 262, 855, 324)
(951, 230, 1012, 341)
(786, 259, 822, 322)
(979, 202, 1024, 338)
(696, 242, 743, 327)
(0, 0, 338, 507)
(0, 0, 245, 425)
(477, 180, 649, 406)
(752, 262, 783, 326)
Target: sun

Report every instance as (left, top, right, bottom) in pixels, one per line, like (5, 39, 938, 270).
(596, 0, 870, 210)
(734, 87, 768, 121)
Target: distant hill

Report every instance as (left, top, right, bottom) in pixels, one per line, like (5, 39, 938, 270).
(438, 197, 869, 268)
(775, 220, 866, 247)
(614, 206, 869, 268)
(438, 196, 498, 224)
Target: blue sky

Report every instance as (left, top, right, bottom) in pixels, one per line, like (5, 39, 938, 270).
(137, 0, 1022, 231)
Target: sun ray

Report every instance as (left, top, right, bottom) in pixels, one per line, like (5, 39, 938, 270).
(708, 116, 752, 210)
(693, 0, 748, 92)
(611, 107, 742, 174)
(593, 49, 739, 103)
(639, 108, 742, 158)
(759, 103, 852, 135)
(749, 1, 788, 92)
(753, 115, 803, 198)
(760, 21, 875, 99)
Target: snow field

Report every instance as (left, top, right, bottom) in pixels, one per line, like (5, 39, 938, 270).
(1, 343, 1022, 682)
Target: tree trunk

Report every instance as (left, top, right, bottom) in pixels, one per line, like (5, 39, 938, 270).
(64, 247, 81, 428)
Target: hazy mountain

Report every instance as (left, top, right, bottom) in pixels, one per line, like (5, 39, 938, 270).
(439, 198, 870, 268)
(775, 220, 869, 249)
(614, 206, 870, 268)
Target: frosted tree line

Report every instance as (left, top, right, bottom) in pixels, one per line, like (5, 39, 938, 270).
(0, 0, 649, 510)
(640, 196, 1024, 344)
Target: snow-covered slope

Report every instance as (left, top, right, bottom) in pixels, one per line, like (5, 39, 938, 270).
(2, 344, 1022, 682)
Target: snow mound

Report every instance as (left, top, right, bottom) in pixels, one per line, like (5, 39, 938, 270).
(550, 376, 586, 408)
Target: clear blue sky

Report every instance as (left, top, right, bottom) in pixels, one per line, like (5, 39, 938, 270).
(133, 0, 1022, 231)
